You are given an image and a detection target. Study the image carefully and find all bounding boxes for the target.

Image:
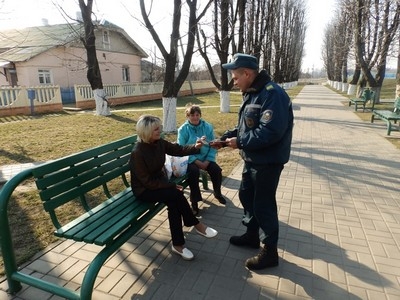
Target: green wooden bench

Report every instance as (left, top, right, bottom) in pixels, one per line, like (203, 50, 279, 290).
(0, 135, 207, 300)
(371, 97, 400, 135)
(349, 89, 375, 112)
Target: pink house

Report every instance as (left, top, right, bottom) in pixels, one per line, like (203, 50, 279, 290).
(0, 21, 148, 91)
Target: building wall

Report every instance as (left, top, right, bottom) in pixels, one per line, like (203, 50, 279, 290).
(1, 30, 143, 88)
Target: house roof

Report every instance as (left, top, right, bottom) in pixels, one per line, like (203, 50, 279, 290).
(0, 21, 147, 64)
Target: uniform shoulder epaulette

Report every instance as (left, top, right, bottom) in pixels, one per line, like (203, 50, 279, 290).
(266, 84, 274, 91)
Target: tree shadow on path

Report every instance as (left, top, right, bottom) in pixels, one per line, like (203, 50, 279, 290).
(247, 221, 392, 299)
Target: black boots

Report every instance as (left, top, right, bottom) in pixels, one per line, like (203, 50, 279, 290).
(230, 232, 278, 270)
(245, 245, 279, 270)
(229, 232, 260, 249)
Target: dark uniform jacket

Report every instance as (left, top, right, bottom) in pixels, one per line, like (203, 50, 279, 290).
(222, 70, 293, 164)
(129, 139, 199, 196)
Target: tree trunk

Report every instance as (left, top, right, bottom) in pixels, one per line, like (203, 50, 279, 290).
(79, 0, 109, 116)
(342, 83, 348, 93)
(219, 91, 230, 113)
(372, 86, 381, 105)
(347, 84, 357, 95)
(397, 37, 400, 98)
(349, 65, 361, 85)
(140, 0, 212, 129)
(93, 89, 110, 116)
(162, 97, 177, 133)
(353, 0, 400, 104)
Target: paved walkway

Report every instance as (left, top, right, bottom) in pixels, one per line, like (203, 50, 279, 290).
(1, 85, 400, 300)
(0, 162, 44, 185)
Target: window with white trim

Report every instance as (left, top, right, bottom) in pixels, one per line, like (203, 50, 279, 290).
(122, 66, 130, 82)
(38, 69, 52, 84)
(103, 30, 110, 50)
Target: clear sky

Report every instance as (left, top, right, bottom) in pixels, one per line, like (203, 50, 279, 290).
(303, 0, 336, 71)
(0, 0, 335, 72)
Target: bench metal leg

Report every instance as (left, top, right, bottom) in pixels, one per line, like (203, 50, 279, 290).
(0, 233, 22, 295)
(11, 272, 80, 299)
(0, 170, 31, 295)
(385, 120, 392, 135)
(80, 203, 165, 300)
(80, 244, 120, 300)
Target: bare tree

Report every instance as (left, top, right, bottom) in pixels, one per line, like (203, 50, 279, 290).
(139, 0, 212, 132)
(197, 0, 305, 111)
(142, 47, 166, 83)
(261, 0, 279, 75)
(353, 0, 400, 102)
(397, 37, 400, 98)
(196, 0, 244, 113)
(337, 6, 353, 86)
(324, 10, 352, 85)
(78, 0, 110, 116)
(322, 25, 334, 81)
(272, 0, 306, 83)
(256, 0, 306, 83)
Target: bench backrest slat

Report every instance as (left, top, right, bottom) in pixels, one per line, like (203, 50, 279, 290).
(35, 146, 132, 190)
(37, 151, 131, 202)
(33, 137, 135, 178)
(41, 162, 130, 212)
(31, 135, 136, 220)
(394, 97, 400, 113)
(360, 89, 371, 100)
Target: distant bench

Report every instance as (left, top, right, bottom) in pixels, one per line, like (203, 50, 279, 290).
(0, 135, 207, 300)
(349, 89, 375, 112)
(371, 97, 400, 135)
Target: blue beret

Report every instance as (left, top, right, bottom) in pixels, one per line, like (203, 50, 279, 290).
(222, 53, 258, 70)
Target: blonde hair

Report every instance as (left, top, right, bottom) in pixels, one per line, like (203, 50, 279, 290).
(136, 115, 162, 143)
(185, 103, 202, 117)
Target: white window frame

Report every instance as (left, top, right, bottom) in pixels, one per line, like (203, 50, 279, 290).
(103, 30, 110, 50)
(122, 66, 130, 82)
(38, 69, 53, 85)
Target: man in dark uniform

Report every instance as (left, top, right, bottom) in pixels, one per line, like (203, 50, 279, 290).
(220, 53, 293, 270)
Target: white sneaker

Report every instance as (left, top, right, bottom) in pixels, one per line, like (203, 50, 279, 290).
(171, 245, 194, 260)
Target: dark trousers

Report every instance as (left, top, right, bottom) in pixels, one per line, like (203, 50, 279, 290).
(238, 162, 284, 247)
(137, 187, 199, 246)
(187, 161, 222, 203)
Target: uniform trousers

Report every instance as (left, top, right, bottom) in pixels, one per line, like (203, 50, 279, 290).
(238, 162, 284, 247)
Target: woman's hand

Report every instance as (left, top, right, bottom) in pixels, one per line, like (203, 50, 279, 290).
(209, 139, 226, 149)
(176, 185, 183, 191)
(195, 139, 204, 149)
(225, 137, 238, 149)
(210, 138, 237, 149)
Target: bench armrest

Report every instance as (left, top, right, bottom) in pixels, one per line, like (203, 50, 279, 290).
(0, 168, 34, 293)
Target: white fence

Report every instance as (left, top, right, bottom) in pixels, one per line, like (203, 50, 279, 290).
(74, 80, 214, 102)
(0, 80, 303, 115)
(0, 86, 62, 108)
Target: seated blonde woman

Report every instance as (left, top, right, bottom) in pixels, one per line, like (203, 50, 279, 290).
(129, 115, 218, 260)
